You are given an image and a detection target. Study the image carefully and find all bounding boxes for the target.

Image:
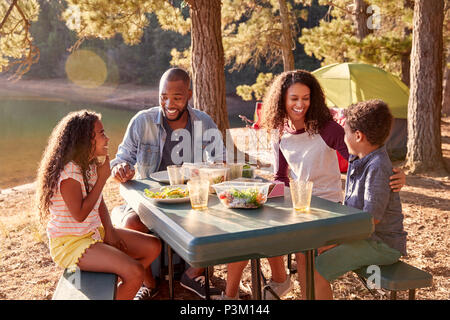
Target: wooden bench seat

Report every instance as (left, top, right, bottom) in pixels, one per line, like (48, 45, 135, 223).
(353, 261, 433, 300)
(52, 269, 117, 300)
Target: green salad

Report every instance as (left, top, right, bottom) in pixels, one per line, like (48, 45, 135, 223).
(144, 186, 189, 199)
(218, 187, 266, 208)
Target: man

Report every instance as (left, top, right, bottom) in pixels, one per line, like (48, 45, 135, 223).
(111, 67, 225, 299)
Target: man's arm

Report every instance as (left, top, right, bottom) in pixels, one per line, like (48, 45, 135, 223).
(110, 114, 140, 169)
(110, 114, 140, 182)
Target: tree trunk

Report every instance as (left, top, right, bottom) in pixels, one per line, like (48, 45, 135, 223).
(354, 0, 372, 40)
(401, 52, 411, 87)
(189, 0, 228, 137)
(442, 52, 450, 115)
(279, 0, 295, 71)
(400, 0, 413, 87)
(406, 0, 446, 174)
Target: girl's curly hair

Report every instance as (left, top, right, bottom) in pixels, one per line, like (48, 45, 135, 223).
(260, 70, 332, 136)
(36, 110, 101, 222)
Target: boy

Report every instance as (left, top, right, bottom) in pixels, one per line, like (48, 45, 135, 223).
(312, 99, 407, 299)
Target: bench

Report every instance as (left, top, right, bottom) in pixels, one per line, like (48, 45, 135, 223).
(353, 261, 433, 300)
(52, 269, 117, 300)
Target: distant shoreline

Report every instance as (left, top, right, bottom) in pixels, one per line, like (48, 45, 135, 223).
(0, 77, 257, 191)
(0, 76, 256, 114)
(0, 76, 160, 111)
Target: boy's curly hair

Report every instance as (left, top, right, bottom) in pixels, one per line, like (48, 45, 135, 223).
(344, 99, 393, 146)
(260, 70, 332, 135)
(36, 110, 101, 222)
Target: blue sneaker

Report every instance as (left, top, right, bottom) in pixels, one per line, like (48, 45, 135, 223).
(180, 273, 221, 299)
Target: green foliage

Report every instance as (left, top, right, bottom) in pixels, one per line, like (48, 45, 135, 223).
(299, 0, 414, 79)
(0, 0, 40, 73)
(232, 0, 325, 100)
(236, 72, 274, 101)
(1, 0, 323, 94)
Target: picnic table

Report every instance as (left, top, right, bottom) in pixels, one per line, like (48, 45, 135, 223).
(120, 178, 374, 300)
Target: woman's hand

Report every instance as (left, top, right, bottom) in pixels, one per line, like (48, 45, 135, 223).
(104, 227, 128, 252)
(390, 167, 406, 192)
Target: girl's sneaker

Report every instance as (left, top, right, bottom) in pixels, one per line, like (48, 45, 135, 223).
(134, 285, 160, 300)
(212, 291, 240, 300)
(263, 275, 293, 300)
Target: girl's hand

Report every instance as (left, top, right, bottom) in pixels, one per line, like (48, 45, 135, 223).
(390, 167, 406, 192)
(97, 155, 111, 182)
(104, 227, 128, 252)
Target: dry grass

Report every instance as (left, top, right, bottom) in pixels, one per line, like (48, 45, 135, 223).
(0, 119, 449, 300)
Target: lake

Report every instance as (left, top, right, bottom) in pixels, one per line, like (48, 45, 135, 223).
(0, 97, 253, 189)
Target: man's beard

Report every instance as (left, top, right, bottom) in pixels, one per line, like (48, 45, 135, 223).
(164, 103, 188, 122)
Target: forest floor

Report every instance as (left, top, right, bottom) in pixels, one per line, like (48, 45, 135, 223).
(0, 77, 448, 300)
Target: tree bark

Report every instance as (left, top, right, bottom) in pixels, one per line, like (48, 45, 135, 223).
(400, 0, 413, 87)
(278, 0, 295, 71)
(442, 52, 450, 115)
(354, 0, 372, 40)
(189, 0, 229, 138)
(406, 0, 446, 173)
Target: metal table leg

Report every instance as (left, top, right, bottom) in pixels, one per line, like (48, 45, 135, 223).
(251, 259, 262, 300)
(305, 249, 315, 300)
(167, 245, 174, 300)
(204, 267, 210, 300)
(160, 240, 165, 283)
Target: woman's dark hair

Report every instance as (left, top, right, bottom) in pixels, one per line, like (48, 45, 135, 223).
(36, 109, 101, 221)
(260, 70, 332, 135)
(344, 99, 393, 146)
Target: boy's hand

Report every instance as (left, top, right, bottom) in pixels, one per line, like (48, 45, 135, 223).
(112, 162, 135, 183)
(390, 167, 406, 192)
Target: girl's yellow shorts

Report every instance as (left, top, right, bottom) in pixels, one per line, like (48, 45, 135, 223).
(49, 226, 105, 273)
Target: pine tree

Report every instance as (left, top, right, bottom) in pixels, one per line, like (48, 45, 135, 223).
(406, 0, 446, 174)
(299, 0, 414, 86)
(0, 0, 40, 79)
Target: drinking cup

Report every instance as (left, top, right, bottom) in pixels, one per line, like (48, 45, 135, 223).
(226, 163, 244, 180)
(289, 180, 314, 212)
(187, 179, 210, 210)
(199, 167, 229, 193)
(167, 165, 185, 185)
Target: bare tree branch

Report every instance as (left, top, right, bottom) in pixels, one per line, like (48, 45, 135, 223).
(0, 0, 19, 31)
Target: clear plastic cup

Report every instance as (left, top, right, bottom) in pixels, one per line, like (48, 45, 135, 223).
(199, 167, 229, 193)
(226, 163, 244, 180)
(289, 180, 314, 212)
(187, 179, 210, 210)
(167, 165, 185, 185)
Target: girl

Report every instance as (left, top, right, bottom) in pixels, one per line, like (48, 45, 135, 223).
(219, 70, 405, 300)
(36, 110, 161, 300)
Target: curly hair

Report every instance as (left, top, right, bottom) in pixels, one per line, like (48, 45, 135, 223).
(260, 70, 332, 136)
(36, 110, 101, 222)
(344, 99, 393, 146)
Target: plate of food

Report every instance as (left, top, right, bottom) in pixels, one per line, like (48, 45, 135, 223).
(149, 171, 170, 184)
(144, 185, 190, 203)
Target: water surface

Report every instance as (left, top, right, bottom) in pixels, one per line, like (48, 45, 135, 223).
(0, 97, 251, 189)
